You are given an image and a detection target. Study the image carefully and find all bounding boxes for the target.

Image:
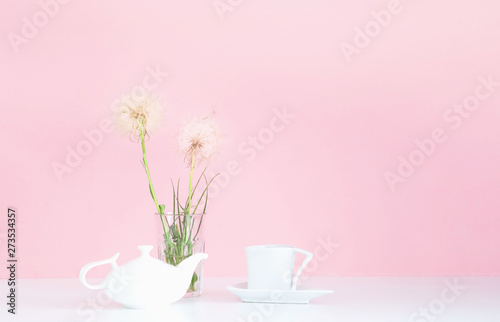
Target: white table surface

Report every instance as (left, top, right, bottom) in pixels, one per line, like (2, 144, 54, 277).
(1, 277, 499, 322)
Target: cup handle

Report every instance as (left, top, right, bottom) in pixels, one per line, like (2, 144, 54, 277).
(292, 248, 313, 290)
(79, 252, 120, 290)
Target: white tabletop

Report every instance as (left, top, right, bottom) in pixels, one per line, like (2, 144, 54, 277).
(1, 277, 499, 322)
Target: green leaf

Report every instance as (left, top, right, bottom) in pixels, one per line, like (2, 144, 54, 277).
(170, 179, 177, 214)
(201, 175, 209, 213)
(193, 173, 219, 214)
(176, 179, 183, 236)
(163, 232, 172, 244)
(185, 167, 207, 210)
(170, 224, 180, 239)
(159, 204, 165, 215)
(192, 272, 198, 283)
(176, 179, 181, 214)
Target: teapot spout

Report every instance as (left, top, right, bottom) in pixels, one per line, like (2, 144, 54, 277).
(177, 253, 208, 274)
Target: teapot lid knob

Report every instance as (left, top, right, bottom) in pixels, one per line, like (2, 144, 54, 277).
(137, 245, 154, 256)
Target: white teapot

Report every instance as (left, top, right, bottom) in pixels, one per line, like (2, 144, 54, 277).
(79, 245, 208, 309)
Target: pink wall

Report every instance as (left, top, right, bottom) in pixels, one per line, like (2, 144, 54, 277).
(1, 0, 500, 279)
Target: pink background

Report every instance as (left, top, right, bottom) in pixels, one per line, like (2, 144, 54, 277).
(1, 0, 500, 279)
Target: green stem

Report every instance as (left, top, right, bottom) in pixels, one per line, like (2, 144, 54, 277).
(140, 128, 170, 245)
(186, 153, 195, 215)
(192, 215, 203, 240)
(140, 129, 161, 214)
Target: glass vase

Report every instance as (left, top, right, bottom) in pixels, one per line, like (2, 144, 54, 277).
(155, 213, 206, 297)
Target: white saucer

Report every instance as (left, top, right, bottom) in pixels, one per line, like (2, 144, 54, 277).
(227, 282, 333, 304)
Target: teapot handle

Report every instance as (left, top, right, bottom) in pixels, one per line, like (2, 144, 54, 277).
(79, 252, 120, 290)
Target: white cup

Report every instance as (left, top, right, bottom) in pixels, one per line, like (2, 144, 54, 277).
(245, 244, 313, 290)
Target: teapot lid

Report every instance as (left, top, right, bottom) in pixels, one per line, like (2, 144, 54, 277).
(137, 245, 154, 257)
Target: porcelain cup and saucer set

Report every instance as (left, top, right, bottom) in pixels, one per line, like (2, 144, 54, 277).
(227, 245, 333, 304)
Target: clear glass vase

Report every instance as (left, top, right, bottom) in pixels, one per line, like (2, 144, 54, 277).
(155, 213, 206, 297)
